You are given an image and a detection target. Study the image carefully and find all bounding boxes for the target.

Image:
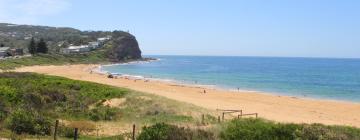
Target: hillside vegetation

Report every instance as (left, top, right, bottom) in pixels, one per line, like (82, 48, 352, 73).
(0, 48, 110, 70)
(0, 23, 111, 52)
(0, 23, 143, 68)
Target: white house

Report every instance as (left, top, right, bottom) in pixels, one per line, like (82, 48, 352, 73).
(97, 37, 111, 43)
(60, 36, 111, 54)
(88, 42, 100, 49)
(61, 45, 91, 54)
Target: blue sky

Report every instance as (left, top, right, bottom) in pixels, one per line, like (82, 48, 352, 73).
(0, 0, 359, 58)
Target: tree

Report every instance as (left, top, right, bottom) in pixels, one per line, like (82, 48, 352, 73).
(36, 38, 48, 54)
(28, 38, 37, 55)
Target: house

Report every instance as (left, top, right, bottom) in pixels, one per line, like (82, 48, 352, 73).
(9, 48, 24, 56)
(88, 42, 100, 49)
(0, 47, 10, 58)
(97, 37, 111, 44)
(61, 45, 91, 54)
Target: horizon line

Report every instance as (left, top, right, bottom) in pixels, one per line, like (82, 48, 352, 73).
(143, 54, 360, 60)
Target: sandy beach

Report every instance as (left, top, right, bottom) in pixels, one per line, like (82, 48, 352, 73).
(13, 64, 360, 127)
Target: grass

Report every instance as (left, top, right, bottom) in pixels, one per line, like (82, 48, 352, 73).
(0, 72, 211, 139)
(117, 91, 209, 124)
(0, 50, 109, 70)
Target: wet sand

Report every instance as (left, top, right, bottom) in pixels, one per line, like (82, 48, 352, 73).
(14, 64, 360, 127)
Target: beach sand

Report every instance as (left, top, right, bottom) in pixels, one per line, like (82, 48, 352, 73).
(14, 64, 360, 127)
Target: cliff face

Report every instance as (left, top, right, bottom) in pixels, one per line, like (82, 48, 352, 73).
(107, 31, 142, 62)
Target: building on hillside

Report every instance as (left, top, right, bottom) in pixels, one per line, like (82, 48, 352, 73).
(97, 37, 111, 44)
(0, 47, 10, 58)
(88, 41, 100, 49)
(9, 48, 24, 56)
(60, 45, 91, 54)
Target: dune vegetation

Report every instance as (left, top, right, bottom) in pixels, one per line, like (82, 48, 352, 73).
(0, 72, 211, 139)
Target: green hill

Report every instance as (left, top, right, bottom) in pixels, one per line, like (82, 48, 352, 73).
(0, 23, 109, 51)
(0, 23, 144, 69)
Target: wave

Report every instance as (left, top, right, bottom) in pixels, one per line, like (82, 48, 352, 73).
(96, 66, 221, 90)
(101, 58, 161, 67)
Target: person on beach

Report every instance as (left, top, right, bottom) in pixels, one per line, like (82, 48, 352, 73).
(203, 90, 206, 94)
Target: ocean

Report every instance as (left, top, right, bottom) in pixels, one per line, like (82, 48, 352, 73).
(101, 55, 360, 102)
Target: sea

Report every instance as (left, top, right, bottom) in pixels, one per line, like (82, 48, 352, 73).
(101, 55, 360, 102)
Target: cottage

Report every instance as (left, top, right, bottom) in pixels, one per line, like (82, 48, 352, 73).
(0, 47, 10, 58)
(9, 48, 24, 56)
(61, 45, 91, 54)
(88, 42, 100, 49)
(97, 37, 111, 44)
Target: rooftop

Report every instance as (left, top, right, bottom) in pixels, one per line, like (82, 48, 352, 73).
(68, 45, 89, 49)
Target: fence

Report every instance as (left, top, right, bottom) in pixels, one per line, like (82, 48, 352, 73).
(52, 120, 138, 140)
(215, 109, 259, 122)
(50, 111, 259, 139)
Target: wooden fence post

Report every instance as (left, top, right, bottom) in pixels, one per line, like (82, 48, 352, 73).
(54, 120, 59, 140)
(74, 128, 78, 140)
(222, 112, 225, 121)
(132, 124, 136, 140)
(201, 114, 205, 125)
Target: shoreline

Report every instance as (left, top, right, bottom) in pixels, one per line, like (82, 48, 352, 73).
(99, 62, 359, 104)
(13, 64, 360, 127)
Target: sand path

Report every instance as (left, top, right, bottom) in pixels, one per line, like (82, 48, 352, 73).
(13, 64, 360, 127)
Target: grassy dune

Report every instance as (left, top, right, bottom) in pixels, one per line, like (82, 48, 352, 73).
(0, 72, 212, 139)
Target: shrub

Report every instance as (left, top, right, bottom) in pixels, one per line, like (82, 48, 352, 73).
(137, 123, 214, 140)
(295, 124, 360, 140)
(137, 123, 170, 140)
(33, 116, 52, 135)
(4, 109, 52, 135)
(58, 126, 75, 138)
(220, 119, 360, 140)
(0, 98, 8, 121)
(5, 109, 35, 134)
(220, 118, 298, 140)
(89, 106, 118, 121)
(23, 93, 44, 110)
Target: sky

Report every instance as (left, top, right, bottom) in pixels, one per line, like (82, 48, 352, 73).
(0, 0, 359, 58)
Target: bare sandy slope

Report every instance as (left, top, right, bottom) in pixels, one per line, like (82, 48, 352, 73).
(14, 64, 360, 127)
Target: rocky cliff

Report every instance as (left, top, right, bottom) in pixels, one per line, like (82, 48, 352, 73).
(107, 31, 142, 62)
